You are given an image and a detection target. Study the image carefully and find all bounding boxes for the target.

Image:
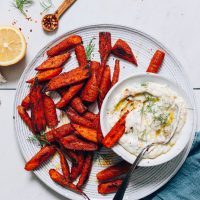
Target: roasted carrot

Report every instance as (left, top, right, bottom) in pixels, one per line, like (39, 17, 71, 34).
(96, 161, 131, 182)
(82, 111, 97, 121)
(45, 66, 91, 91)
(26, 67, 63, 83)
(56, 82, 83, 109)
(49, 169, 82, 193)
(96, 114, 104, 144)
(70, 96, 87, 114)
(21, 94, 30, 109)
(47, 35, 82, 57)
(43, 95, 58, 128)
(17, 105, 34, 133)
(75, 44, 88, 67)
(66, 107, 95, 128)
(146, 50, 165, 73)
(25, 146, 56, 171)
(59, 134, 98, 151)
(96, 65, 105, 87)
(56, 148, 70, 182)
(98, 179, 123, 194)
(35, 52, 71, 71)
(44, 123, 74, 143)
(98, 65, 111, 109)
(111, 59, 120, 87)
(70, 151, 85, 181)
(81, 61, 100, 102)
(29, 80, 46, 133)
(65, 149, 80, 163)
(72, 123, 98, 143)
(99, 32, 112, 66)
(102, 111, 129, 148)
(77, 153, 93, 188)
(111, 39, 137, 66)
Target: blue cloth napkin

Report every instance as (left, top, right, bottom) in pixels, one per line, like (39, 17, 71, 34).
(143, 132, 200, 200)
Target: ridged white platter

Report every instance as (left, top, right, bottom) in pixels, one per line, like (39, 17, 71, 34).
(14, 24, 197, 200)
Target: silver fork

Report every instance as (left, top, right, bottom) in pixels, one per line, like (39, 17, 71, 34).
(113, 107, 180, 200)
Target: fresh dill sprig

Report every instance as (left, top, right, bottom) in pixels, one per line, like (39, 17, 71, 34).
(40, 0, 53, 14)
(13, 0, 33, 16)
(85, 38, 95, 61)
(27, 131, 50, 147)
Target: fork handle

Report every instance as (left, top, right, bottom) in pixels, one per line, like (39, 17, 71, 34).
(113, 145, 151, 200)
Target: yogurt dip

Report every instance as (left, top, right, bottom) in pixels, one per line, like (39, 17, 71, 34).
(108, 82, 187, 159)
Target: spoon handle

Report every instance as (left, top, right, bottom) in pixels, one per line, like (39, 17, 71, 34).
(56, 0, 76, 19)
(113, 145, 151, 200)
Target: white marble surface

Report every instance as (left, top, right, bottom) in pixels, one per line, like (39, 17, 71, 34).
(0, 0, 199, 199)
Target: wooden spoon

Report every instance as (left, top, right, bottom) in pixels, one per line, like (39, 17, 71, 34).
(42, 0, 76, 32)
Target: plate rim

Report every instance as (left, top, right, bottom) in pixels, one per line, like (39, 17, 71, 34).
(13, 24, 198, 200)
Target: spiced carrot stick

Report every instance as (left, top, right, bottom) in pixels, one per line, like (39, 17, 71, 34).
(111, 59, 120, 87)
(77, 153, 93, 188)
(43, 95, 58, 128)
(146, 50, 165, 73)
(27, 67, 63, 83)
(35, 52, 71, 71)
(47, 35, 82, 57)
(75, 44, 88, 67)
(17, 105, 34, 133)
(25, 146, 56, 171)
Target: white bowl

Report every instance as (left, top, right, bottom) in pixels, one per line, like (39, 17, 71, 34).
(100, 73, 193, 166)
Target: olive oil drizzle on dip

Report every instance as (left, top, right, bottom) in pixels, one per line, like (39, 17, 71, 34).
(109, 82, 187, 159)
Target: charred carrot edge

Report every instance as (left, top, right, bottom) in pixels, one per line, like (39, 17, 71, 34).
(26, 67, 63, 83)
(17, 105, 34, 133)
(146, 50, 165, 73)
(70, 151, 85, 181)
(45, 66, 91, 91)
(99, 32, 112, 66)
(102, 111, 129, 148)
(25, 146, 56, 171)
(30, 79, 46, 133)
(82, 111, 97, 121)
(45, 123, 74, 143)
(96, 161, 131, 182)
(111, 39, 138, 66)
(77, 153, 93, 188)
(66, 107, 95, 128)
(56, 82, 83, 109)
(21, 94, 30, 109)
(70, 96, 87, 114)
(111, 59, 120, 87)
(59, 134, 98, 151)
(75, 44, 88, 67)
(72, 123, 98, 143)
(35, 52, 71, 71)
(43, 95, 58, 128)
(98, 65, 111, 109)
(49, 169, 83, 193)
(47, 35, 82, 57)
(56, 148, 70, 182)
(98, 179, 123, 194)
(81, 61, 100, 102)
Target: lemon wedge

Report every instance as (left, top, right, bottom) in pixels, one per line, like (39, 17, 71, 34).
(0, 26, 26, 66)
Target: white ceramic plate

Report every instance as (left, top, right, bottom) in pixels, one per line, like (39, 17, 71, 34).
(101, 73, 194, 166)
(14, 24, 197, 200)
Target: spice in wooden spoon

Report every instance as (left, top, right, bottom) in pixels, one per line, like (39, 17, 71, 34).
(42, 0, 76, 32)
